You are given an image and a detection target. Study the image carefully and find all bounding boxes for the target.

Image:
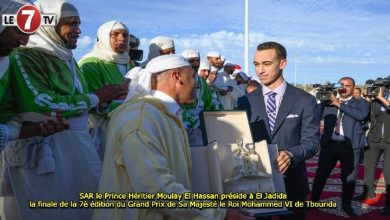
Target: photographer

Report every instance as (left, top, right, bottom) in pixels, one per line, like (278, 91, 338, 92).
(358, 81, 390, 216)
(311, 77, 370, 217)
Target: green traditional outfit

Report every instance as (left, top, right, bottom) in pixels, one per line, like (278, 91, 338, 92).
(208, 83, 224, 111)
(182, 75, 213, 146)
(0, 1, 39, 220)
(4, 1, 101, 219)
(79, 20, 130, 161)
(0, 0, 30, 148)
(6, 47, 102, 220)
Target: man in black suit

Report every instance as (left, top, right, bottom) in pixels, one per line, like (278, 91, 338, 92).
(311, 77, 370, 217)
(237, 41, 320, 220)
(359, 84, 390, 215)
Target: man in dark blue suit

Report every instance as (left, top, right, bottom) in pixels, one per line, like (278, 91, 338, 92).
(358, 85, 390, 216)
(237, 41, 320, 220)
(311, 77, 370, 217)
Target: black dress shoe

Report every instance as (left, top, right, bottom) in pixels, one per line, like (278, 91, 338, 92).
(380, 206, 390, 216)
(342, 205, 358, 217)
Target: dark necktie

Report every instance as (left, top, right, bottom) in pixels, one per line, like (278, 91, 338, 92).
(266, 92, 277, 132)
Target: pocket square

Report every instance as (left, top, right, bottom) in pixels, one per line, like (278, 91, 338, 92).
(286, 114, 299, 119)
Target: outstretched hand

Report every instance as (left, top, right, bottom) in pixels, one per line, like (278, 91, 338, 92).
(96, 83, 129, 103)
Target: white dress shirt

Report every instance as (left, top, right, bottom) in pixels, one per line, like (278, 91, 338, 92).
(152, 90, 183, 122)
(262, 80, 288, 117)
(331, 96, 353, 141)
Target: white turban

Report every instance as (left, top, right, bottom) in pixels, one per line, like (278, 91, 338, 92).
(125, 54, 190, 101)
(206, 51, 220, 58)
(147, 36, 175, 60)
(79, 20, 130, 64)
(181, 49, 199, 59)
(27, 0, 79, 62)
(0, 0, 32, 33)
(27, 0, 84, 94)
(197, 61, 210, 75)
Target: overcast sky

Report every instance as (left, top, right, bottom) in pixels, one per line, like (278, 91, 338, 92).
(68, 0, 390, 85)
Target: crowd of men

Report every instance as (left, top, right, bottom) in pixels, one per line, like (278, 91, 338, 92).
(0, 0, 389, 220)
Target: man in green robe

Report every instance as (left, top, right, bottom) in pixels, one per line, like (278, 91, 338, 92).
(0, 1, 71, 220)
(79, 20, 130, 160)
(207, 66, 224, 111)
(0, 0, 69, 151)
(180, 51, 214, 146)
(6, 1, 126, 219)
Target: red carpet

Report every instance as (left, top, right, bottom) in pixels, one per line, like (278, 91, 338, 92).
(304, 153, 388, 220)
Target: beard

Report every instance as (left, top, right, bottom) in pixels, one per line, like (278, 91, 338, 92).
(61, 35, 78, 49)
(66, 43, 77, 49)
(64, 39, 77, 49)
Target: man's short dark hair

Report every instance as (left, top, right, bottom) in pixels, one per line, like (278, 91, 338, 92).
(257, 41, 287, 59)
(339, 77, 355, 87)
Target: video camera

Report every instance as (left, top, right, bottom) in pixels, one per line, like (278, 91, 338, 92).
(129, 49, 143, 61)
(313, 82, 344, 103)
(365, 77, 390, 96)
(129, 34, 143, 61)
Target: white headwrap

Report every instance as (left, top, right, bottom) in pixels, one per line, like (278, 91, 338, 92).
(79, 20, 130, 64)
(0, 0, 31, 33)
(27, 0, 78, 62)
(198, 61, 210, 74)
(206, 51, 221, 58)
(0, 0, 31, 78)
(147, 36, 175, 60)
(125, 54, 190, 101)
(181, 49, 199, 59)
(27, 0, 83, 94)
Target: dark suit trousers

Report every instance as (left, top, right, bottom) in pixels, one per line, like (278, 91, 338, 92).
(311, 141, 361, 204)
(364, 139, 390, 197)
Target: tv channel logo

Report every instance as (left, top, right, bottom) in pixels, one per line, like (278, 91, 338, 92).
(2, 4, 55, 34)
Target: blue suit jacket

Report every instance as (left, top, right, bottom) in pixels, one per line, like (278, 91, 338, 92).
(237, 83, 320, 200)
(320, 97, 370, 149)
